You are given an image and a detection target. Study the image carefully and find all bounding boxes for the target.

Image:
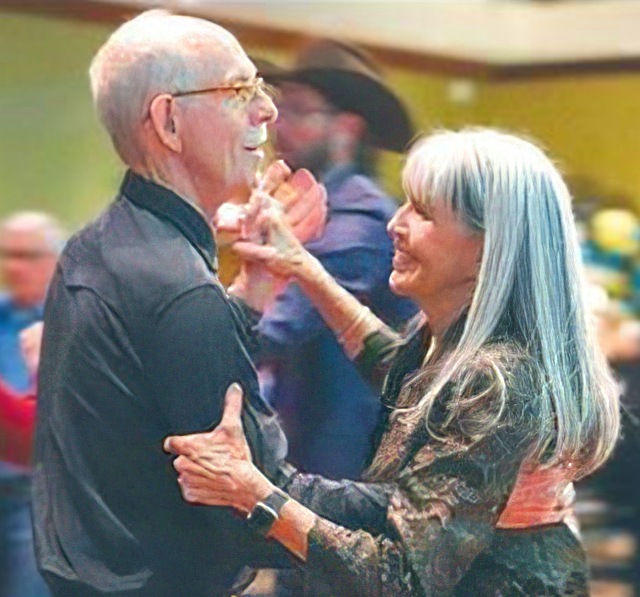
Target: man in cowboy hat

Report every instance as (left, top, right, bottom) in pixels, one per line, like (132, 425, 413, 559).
(255, 39, 417, 481)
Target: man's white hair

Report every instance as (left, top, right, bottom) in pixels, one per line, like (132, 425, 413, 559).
(89, 10, 243, 166)
(0, 211, 66, 256)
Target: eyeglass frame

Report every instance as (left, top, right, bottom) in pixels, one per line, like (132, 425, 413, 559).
(171, 77, 277, 102)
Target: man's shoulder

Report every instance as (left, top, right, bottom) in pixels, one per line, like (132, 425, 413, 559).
(59, 197, 216, 314)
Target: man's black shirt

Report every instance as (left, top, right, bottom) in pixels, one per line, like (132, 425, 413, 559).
(32, 172, 290, 596)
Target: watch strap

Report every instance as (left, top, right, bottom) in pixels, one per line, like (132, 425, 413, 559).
(261, 487, 289, 515)
(246, 488, 289, 536)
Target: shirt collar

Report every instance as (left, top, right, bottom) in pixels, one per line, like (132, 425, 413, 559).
(120, 170, 218, 272)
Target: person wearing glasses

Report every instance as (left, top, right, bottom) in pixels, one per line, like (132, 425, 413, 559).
(0, 211, 61, 597)
(31, 10, 330, 597)
(166, 129, 621, 596)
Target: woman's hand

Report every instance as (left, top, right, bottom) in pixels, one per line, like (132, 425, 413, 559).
(163, 383, 275, 514)
(233, 200, 320, 283)
(225, 161, 326, 310)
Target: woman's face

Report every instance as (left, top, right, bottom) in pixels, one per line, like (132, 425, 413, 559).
(387, 196, 483, 313)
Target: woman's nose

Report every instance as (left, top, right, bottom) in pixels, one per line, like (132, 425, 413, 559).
(387, 203, 408, 240)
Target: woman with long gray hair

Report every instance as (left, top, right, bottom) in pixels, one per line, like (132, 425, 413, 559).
(165, 128, 619, 595)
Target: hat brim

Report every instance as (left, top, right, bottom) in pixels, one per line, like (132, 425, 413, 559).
(267, 68, 414, 153)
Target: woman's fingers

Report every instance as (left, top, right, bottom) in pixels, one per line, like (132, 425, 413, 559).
(164, 383, 250, 460)
(233, 242, 277, 263)
(218, 383, 244, 432)
(163, 433, 198, 458)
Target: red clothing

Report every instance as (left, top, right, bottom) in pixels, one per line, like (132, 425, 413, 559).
(0, 378, 36, 466)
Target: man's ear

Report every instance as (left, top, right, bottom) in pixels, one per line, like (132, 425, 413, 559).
(329, 112, 365, 162)
(334, 112, 366, 141)
(148, 94, 182, 153)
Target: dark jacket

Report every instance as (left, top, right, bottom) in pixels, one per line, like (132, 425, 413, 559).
(32, 172, 291, 596)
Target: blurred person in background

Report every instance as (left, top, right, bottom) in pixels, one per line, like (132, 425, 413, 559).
(0, 212, 61, 393)
(0, 211, 62, 597)
(255, 39, 417, 481)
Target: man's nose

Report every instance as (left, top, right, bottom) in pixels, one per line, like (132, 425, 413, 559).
(252, 93, 278, 126)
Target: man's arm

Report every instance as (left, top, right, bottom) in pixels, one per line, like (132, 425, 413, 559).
(146, 283, 287, 465)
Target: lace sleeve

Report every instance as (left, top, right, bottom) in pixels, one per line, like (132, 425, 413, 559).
(303, 422, 532, 596)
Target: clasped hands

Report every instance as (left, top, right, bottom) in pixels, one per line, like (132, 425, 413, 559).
(163, 383, 276, 515)
(217, 160, 326, 280)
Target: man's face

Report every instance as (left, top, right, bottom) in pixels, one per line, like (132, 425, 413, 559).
(176, 45, 278, 206)
(0, 227, 57, 308)
(274, 82, 337, 174)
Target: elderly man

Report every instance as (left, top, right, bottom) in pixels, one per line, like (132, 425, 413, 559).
(0, 211, 61, 597)
(0, 212, 61, 393)
(255, 40, 417, 480)
(31, 11, 328, 597)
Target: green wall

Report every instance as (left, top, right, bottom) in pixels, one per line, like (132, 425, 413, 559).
(0, 14, 120, 230)
(1, 11, 639, 235)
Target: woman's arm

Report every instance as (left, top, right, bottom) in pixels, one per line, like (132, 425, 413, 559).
(164, 383, 534, 596)
(231, 208, 399, 361)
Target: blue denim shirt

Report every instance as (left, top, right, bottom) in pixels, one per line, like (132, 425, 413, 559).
(0, 294, 42, 393)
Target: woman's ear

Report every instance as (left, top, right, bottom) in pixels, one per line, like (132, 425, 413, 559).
(148, 94, 182, 153)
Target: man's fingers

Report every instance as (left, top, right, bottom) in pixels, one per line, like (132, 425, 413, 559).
(285, 185, 324, 227)
(274, 168, 316, 208)
(260, 160, 291, 194)
(220, 382, 244, 430)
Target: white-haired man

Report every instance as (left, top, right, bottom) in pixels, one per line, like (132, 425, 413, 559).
(31, 10, 334, 597)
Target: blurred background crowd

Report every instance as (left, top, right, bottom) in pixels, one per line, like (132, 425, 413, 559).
(1, 1, 640, 596)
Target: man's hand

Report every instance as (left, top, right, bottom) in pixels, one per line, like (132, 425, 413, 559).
(225, 161, 326, 310)
(270, 167, 327, 245)
(214, 160, 327, 247)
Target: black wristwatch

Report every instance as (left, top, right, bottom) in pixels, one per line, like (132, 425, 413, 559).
(246, 488, 289, 537)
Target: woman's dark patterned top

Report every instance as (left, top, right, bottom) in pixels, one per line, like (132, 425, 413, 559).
(292, 324, 589, 596)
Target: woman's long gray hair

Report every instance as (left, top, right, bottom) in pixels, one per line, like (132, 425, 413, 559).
(402, 128, 619, 478)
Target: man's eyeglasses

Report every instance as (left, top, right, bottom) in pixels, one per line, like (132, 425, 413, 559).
(172, 77, 277, 106)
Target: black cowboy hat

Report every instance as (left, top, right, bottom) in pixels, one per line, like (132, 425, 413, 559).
(258, 39, 415, 153)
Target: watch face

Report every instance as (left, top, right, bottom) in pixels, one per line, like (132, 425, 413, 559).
(247, 502, 278, 536)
